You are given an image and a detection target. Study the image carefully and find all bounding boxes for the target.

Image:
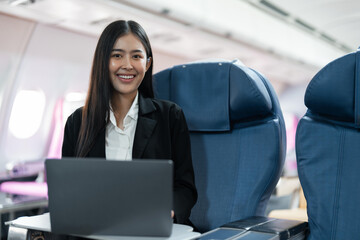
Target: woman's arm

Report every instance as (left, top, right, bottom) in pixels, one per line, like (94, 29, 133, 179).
(170, 106, 198, 224)
(62, 107, 82, 157)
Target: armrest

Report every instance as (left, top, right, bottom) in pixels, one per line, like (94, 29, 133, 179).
(195, 216, 308, 240)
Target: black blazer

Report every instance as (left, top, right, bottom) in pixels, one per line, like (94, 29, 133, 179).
(62, 94, 197, 225)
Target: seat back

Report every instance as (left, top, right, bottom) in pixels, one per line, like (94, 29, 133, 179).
(296, 48, 360, 239)
(153, 59, 286, 232)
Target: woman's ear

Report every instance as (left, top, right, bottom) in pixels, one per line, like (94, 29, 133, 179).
(146, 57, 152, 71)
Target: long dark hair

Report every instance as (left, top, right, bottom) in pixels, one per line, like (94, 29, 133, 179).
(75, 20, 154, 157)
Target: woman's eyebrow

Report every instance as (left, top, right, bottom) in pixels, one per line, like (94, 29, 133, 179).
(111, 49, 144, 53)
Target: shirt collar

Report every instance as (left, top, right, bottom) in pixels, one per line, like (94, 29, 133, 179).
(127, 92, 139, 121)
(109, 92, 139, 128)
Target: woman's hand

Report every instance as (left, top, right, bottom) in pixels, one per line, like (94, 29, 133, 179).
(171, 210, 174, 218)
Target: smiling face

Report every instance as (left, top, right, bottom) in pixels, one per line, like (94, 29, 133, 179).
(109, 33, 152, 100)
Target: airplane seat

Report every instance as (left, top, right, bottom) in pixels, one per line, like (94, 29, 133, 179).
(153, 59, 286, 233)
(296, 47, 360, 239)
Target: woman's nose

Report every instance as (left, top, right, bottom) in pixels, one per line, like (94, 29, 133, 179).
(121, 56, 133, 70)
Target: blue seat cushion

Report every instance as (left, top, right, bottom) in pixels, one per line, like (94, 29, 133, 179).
(305, 50, 360, 127)
(297, 118, 360, 239)
(154, 60, 272, 131)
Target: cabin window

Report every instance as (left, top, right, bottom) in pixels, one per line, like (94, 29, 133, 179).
(9, 90, 46, 139)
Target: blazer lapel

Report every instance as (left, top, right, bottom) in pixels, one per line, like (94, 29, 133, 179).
(132, 94, 157, 159)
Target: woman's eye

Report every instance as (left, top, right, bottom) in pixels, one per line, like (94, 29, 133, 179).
(133, 55, 142, 59)
(113, 54, 122, 58)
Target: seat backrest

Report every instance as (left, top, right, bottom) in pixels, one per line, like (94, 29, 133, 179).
(296, 48, 360, 239)
(153, 59, 286, 232)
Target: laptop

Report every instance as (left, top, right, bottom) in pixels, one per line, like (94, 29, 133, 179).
(45, 158, 173, 237)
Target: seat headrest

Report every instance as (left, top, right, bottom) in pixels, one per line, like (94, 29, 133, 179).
(305, 48, 360, 127)
(153, 59, 273, 131)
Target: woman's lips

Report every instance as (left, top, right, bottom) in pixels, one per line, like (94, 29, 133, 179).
(117, 74, 135, 82)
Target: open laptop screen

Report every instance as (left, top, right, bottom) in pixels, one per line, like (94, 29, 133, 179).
(45, 158, 173, 237)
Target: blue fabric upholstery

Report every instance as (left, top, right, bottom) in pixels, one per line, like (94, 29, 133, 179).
(296, 48, 360, 239)
(154, 60, 273, 131)
(153, 59, 286, 233)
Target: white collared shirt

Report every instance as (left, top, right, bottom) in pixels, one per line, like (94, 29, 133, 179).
(105, 93, 139, 161)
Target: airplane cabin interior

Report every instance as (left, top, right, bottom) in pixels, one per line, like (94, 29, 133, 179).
(0, 0, 359, 239)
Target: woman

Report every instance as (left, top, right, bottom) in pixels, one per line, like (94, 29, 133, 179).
(62, 20, 197, 226)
